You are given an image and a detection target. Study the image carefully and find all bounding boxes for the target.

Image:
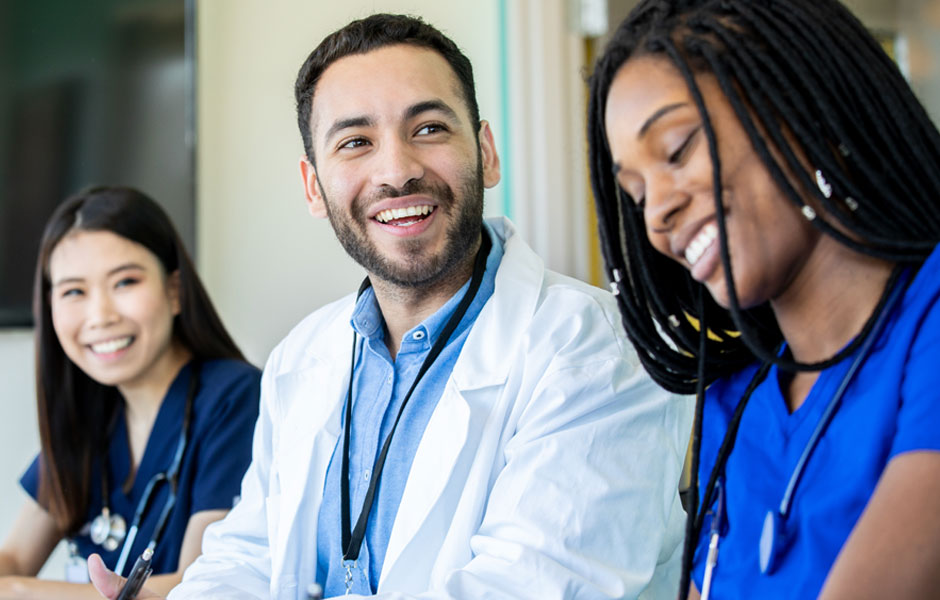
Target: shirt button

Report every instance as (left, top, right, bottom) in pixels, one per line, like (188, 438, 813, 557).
(363, 470, 371, 481)
(412, 330, 426, 340)
(386, 374, 393, 384)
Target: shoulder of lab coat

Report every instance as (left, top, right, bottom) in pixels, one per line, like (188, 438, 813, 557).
(171, 217, 693, 599)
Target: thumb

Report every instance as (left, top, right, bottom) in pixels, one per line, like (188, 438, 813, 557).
(87, 553, 125, 599)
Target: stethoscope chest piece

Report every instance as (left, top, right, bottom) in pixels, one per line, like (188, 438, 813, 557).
(759, 509, 787, 575)
(90, 507, 127, 552)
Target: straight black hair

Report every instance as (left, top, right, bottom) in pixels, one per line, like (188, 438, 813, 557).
(33, 185, 247, 533)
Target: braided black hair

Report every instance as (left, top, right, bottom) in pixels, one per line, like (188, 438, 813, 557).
(587, 0, 940, 595)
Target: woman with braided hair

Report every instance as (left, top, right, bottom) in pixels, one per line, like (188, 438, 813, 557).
(588, 0, 940, 598)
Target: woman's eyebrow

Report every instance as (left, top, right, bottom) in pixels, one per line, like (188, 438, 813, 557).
(638, 102, 688, 138)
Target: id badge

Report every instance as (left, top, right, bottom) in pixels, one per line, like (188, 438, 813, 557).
(65, 541, 90, 583)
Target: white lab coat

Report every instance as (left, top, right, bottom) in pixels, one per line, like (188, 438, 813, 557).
(170, 218, 692, 600)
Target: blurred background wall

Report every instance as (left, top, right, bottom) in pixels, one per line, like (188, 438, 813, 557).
(3, 0, 940, 579)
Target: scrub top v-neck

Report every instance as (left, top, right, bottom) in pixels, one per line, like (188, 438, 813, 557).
(691, 244, 940, 598)
(21, 359, 261, 574)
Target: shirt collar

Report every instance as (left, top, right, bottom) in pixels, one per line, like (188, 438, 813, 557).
(348, 223, 505, 353)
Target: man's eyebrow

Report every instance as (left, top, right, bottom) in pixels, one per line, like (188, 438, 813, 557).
(404, 99, 460, 123)
(638, 102, 688, 138)
(324, 116, 375, 144)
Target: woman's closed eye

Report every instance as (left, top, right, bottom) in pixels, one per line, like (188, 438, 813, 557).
(668, 126, 701, 164)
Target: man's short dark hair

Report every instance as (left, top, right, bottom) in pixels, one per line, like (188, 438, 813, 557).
(294, 13, 480, 165)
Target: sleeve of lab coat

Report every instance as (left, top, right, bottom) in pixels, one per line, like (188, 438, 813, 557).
(166, 354, 280, 600)
(350, 325, 692, 599)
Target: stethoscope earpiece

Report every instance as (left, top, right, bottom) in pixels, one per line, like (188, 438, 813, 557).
(89, 507, 127, 553)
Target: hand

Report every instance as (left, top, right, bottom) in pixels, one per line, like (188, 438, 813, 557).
(88, 554, 163, 599)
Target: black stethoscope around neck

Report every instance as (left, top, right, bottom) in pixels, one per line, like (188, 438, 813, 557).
(87, 362, 199, 577)
(699, 270, 909, 599)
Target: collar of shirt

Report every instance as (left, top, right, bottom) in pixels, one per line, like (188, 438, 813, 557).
(349, 223, 505, 357)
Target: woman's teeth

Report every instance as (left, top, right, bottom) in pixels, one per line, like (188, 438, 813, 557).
(91, 336, 133, 354)
(685, 222, 718, 266)
(375, 205, 435, 224)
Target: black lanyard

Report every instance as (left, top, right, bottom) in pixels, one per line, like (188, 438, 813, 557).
(340, 230, 491, 568)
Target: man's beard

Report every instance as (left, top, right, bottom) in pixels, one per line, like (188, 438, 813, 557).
(321, 159, 484, 289)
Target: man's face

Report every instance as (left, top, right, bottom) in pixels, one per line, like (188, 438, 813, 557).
(300, 44, 500, 289)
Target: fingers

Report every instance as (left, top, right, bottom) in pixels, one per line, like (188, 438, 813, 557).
(87, 553, 125, 599)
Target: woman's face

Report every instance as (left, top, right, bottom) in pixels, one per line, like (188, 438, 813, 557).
(603, 55, 822, 309)
(48, 230, 181, 391)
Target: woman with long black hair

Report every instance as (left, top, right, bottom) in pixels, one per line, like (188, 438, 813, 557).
(0, 186, 260, 598)
(588, 1, 940, 598)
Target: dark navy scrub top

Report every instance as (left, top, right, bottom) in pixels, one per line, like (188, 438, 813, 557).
(20, 359, 261, 576)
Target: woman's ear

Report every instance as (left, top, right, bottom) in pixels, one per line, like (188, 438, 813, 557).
(167, 270, 183, 316)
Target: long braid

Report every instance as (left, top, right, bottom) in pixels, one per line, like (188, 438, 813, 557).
(742, 3, 940, 230)
(587, 0, 940, 596)
(678, 287, 710, 596)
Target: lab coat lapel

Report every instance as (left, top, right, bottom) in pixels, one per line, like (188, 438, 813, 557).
(378, 218, 544, 590)
(270, 315, 352, 587)
(275, 361, 347, 537)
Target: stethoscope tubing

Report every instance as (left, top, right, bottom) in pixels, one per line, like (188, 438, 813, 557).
(106, 362, 199, 576)
(776, 273, 907, 518)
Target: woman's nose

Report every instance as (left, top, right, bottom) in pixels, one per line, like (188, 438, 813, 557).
(644, 172, 691, 233)
(87, 291, 120, 328)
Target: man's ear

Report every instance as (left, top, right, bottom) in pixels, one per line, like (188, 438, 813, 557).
(478, 120, 501, 189)
(299, 156, 328, 218)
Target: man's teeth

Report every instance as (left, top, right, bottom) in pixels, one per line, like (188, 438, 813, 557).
(91, 336, 133, 354)
(684, 222, 718, 266)
(375, 205, 435, 224)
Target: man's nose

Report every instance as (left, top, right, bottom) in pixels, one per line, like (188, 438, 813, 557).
(644, 172, 691, 233)
(370, 138, 425, 190)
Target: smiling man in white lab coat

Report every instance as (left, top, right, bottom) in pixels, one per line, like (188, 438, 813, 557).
(90, 13, 691, 600)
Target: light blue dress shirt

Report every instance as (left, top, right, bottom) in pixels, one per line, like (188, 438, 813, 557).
(316, 225, 504, 596)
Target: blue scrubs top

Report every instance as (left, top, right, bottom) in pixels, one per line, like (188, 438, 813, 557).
(21, 358, 261, 576)
(692, 244, 940, 598)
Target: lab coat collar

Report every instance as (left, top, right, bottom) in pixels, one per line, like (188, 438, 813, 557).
(379, 217, 545, 587)
(271, 217, 544, 590)
(449, 217, 543, 392)
(299, 216, 543, 392)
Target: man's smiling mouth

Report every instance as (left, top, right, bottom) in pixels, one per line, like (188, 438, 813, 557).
(374, 205, 436, 226)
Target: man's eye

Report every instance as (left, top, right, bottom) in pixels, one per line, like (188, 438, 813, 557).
(416, 123, 446, 136)
(340, 138, 369, 150)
